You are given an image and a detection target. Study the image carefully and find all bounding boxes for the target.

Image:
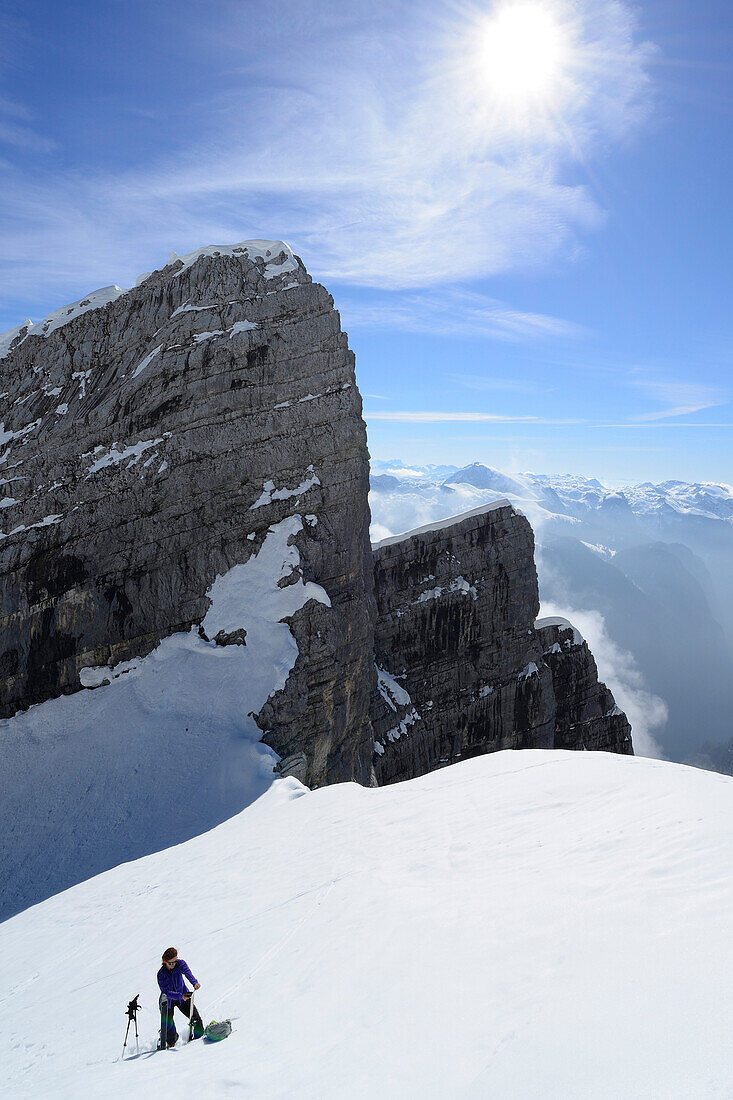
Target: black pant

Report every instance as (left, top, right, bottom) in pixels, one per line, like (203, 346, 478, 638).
(160, 994, 204, 1043)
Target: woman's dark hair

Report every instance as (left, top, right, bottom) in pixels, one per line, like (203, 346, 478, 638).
(162, 947, 178, 962)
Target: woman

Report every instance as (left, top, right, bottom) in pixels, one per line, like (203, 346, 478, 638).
(157, 946, 204, 1047)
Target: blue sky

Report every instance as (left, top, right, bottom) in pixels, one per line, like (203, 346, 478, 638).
(1, 0, 730, 482)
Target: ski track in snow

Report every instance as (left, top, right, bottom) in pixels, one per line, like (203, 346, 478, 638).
(1, 751, 732, 1098)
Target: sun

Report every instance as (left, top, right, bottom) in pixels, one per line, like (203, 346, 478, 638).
(479, 2, 570, 105)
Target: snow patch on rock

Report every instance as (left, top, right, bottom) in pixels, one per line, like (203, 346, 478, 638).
(132, 344, 163, 380)
(249, 466, 320, 510)
(414, 576, 478, 604)
(0, 512, 62, 541)
(376, 666, 412, 712)
(85, 435, 169, 476)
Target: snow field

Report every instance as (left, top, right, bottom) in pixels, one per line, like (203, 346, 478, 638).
(2, 750, 731, 1098)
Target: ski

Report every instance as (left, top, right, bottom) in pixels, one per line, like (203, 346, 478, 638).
(158, 993, 168, 1051)
(187, 990, 196, 1042)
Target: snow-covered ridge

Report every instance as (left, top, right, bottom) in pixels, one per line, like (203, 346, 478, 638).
(169, 239, 298, 280)
(372, 498, 513, 550)
(0, 239, 298, 360)
(0, 287, 125, 360)
(535, 615, 584, 646)
(2, 751, 731, 1098)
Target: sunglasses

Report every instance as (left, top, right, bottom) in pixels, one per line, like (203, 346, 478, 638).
(163, 958, 178, 966)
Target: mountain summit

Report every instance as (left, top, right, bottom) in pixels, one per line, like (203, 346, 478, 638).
(0, 243, 630, 919)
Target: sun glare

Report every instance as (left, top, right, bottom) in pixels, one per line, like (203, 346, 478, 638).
(479, 2, 569, 105)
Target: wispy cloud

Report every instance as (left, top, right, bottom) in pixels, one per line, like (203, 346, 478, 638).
(0, 0, 655, 307)
(450, 372, 553, 394)
(628, 378, 727, 421)
(0, 16, 56, 157)
(364, 411, 582, 423)
(599, 422, 733, 429)
(0, 96, 30, 120)
(0, 118, 56, 155)
(338, 288, 584, 340)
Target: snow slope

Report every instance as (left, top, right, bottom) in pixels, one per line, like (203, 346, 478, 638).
(2, 751, 731, 1099)
(0, 515, 329, 920)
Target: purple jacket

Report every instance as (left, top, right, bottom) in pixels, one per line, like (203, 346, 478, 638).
(157, 959, 198, 1004)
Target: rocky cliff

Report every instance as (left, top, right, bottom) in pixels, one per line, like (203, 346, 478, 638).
(0, 240, 632, 918)
(535, 618, 633, 753)
(0, 241, 376, 788)
(371, 504, 632, 784)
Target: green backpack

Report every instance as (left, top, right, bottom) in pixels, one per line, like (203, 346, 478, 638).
(204, 1019, 232, 1042)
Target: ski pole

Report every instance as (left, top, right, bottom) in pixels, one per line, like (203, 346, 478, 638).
(121, 1018, 131, 1060)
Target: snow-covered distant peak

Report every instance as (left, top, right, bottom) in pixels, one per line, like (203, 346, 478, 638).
(369, 458, 733, 545)
(0, 287, 125, 360)
(444, 463, 531, 498)
(528, 471, 608, 492)
(371, 459, 460, 480)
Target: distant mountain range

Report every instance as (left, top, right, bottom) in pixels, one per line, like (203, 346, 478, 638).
(370, 461, 733, 771)
(372, 459, 733, 523)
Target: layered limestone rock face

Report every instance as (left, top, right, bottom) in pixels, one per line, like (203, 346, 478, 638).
(370, 503, 633, 784)
(535, 619, 633, 754)
(0, 241, 376, 788)
(0, 241, 633, 797)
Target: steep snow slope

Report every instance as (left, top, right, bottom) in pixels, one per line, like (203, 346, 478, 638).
(2, 751, 731, 1099)
(0, 515, 329, 920)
